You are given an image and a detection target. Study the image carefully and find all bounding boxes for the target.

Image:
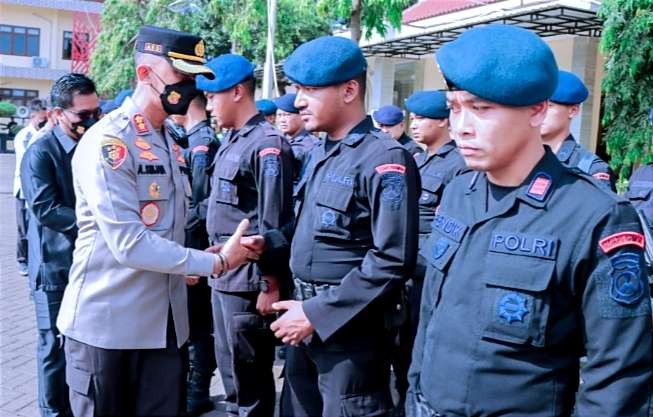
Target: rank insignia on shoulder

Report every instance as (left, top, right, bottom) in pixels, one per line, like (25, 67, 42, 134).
(140, 202, 160, 226)
(599, 231, 645, 254)
(135, 137, 151, 150)
(375, 163, 406, 174)
(593, 172, 611, 181)
(148, 182, 161, 199)
(100, 136, 128, 170)
(139, 151, 159, 161)
(259, 147, 281, 157)
(526, 172, 551, 201)
(133, 114, 150, 135)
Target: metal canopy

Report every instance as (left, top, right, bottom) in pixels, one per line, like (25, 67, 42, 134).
(362, 5, 603, 58)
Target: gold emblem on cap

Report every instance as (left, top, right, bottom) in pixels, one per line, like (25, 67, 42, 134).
(167, 91, 181, 105)
(195, 40, 205, 57)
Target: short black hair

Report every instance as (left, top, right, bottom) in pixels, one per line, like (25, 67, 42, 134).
(239, 77, 256, 98)
(29, 99, 47, 113)
(50, 73, 97, 109)
(354, 73, 367, 99)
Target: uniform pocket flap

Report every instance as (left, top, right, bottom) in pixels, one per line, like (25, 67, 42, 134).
(217, 161, 239, 180)
(316, 186, 354, 213)
(421, 174, 444, 193)
(483, 255, 555, 292)
(420, 233, 459, 272)
(625, 188, 652, 201)
(66, 366, 91, 396)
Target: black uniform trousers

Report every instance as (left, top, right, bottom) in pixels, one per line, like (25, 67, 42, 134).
(280, 319, 393, 417)
(16, 197, 28, 264)
(211, 285, 276, 417)
(64, 312, 185, 417)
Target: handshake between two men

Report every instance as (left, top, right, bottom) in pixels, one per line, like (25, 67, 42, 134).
(187, 219, 315, 347)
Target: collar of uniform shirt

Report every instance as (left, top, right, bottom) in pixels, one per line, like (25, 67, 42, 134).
(334, 115, 374, 147)
(53, 125, 78, 154)
(555, 134, 576, 162)
(229, 112, 265, 141)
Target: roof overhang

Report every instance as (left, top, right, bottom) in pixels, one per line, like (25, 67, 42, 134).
(0, 0, 103, 14)
(0, 65, 68, 81)
(362, 0, 603, 58)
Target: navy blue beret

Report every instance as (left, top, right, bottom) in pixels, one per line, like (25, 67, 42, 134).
(256, 99, 277, 115)
(549, 70, 588, 105)
(405, 90, 450, 119)
(373, 105, 404, 125)
(283, 36, 367, 87)
(275, 94, 299, 113)
(196, 54, 255, 93)
(436, 24, 558, 106)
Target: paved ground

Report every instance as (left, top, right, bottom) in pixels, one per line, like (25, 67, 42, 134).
(0, 153, 282, 417)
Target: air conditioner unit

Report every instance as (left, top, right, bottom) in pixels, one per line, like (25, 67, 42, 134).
(32, 56, 49, 68)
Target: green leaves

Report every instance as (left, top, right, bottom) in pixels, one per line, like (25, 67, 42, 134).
(599, 0, 653, 179)
(89, 0, 330, 96)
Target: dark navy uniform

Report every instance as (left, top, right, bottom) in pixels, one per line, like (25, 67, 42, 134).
(408, 24, 653, 417)
(282, 116, 419, 417)
(180, 119, 219, 415)
(205, 108, 293, 416)
(556, 134, 615, 191)
(397, 132, 423, 156)
(391, 140, 467, 410)
(626, 164, 653, 229)
(409, 150, 653, 416)
(288, 128, 318, 178)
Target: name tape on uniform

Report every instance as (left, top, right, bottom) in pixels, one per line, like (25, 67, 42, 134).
(599, 232, 645, 254)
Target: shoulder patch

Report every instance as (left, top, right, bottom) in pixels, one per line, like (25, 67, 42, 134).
(140, 202, 160, 226)
(609, 252, 645, 305)
(593, 172, 611, 181)
(259, 147, 281, 157)
(192, 145, 209, 154)
(100, 136, 128, 170)
(599, 232, 645, 254)
(375, 163, 406, 174)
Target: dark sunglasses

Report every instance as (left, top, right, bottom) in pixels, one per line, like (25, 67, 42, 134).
(64, 107, 101, 119)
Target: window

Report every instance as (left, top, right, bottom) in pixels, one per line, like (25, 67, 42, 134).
(0, 25, 40, 56)
(63, 30, 90, 60)
(0, 88, 39, 107)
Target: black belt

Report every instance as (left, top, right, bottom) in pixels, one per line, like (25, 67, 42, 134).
(293, 277, 337, 301)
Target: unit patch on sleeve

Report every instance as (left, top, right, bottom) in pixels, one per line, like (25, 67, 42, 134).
(599, 232, 645, 254)
(100, 136, 128, 170)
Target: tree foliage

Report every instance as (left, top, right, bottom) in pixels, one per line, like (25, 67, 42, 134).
(0, 101, 17, 117)
(599, 0, 653, 180)
(317, 0, 414, 43)
(90, 0, 330, 96)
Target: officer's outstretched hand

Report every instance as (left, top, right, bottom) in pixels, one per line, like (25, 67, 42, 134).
(207, 219, 259, 275)
(241, 234, 266, 256)
(270, 301, 314, 346)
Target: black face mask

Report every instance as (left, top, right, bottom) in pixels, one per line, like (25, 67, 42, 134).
(64, 109, 99, 140)
(164, 118, 188, 148)
(37, 120, 47, 129)
(152, 71, 199, 115)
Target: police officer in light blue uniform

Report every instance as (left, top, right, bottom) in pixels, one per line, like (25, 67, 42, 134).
(541, 70, 615, 191)
(408, 24, 653, 417)
(373, 104, 423, 156)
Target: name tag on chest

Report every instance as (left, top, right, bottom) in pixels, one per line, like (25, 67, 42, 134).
(489, 231, 557, 259)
